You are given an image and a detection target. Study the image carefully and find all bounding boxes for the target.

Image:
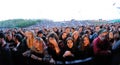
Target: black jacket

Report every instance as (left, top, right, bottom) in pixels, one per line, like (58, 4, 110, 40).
(0, 44, 13, 65)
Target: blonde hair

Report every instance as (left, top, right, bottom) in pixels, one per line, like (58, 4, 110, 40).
(32, 37, 47, 53)
(72, 31, 79, 41)
(25, 31, 35, 49)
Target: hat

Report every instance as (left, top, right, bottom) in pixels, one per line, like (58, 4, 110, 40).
(98, 29, 107, 35)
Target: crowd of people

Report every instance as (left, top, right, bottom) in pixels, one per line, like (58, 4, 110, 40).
(0, 22, 120, 65)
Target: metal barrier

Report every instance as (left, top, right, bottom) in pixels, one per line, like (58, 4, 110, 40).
(55, 57, 93, 65)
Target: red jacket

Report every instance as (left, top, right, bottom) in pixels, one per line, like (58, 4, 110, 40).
(93, 37, 110, 55)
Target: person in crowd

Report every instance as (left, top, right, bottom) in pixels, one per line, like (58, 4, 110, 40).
(43, 28, 49, 37)
(107, 31, 114, 46)
(91, 26, 100, 42)
(0, 32, 13, 65)
(58, 40, 66, 55)
(59, 32, 68, 45)
(112, 31, 120, 65)
(93, 29, 112, 65)
(77, 34, 94, 65)
(58, 32, 67, 54)
(11, 34, 27, 65)
(47, 32, 63, 62)
(34, 27, 40, 36)
(5, 32, 15, 48)
(78, 26, 84, 36)
(84, 28, 93, 43)
(23, 30, 35, 49)
(71, 27, 75, 34)
(79, 35, 93, 59)
(37, 30, 47, 44)
(23, 37, 54, 65)
(64, 27, 71, 37)
(5, 32, 14, 44)
(117, 26, 120, 33)
(72, 31, 81, 48)
(53, 27, 59, 36)
(110, 25, 116, 31)
(63, 37, 77, 62)
(17, 28, 25, 38)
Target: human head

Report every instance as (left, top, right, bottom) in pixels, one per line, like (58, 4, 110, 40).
(0, 32, 5, 46)
(95, 26, 100, 33)
(25, 30, 34, 39)
(61, 32, 67, 40)
(37, 30, 43, 37)
(98, 29, 108, 41)
(66, 37, 74, 48)
(72, 31, 79, 40)
(81, 35, 90, 46)
(47, 32, 59, 45)
(113, 31, 120, 41)
(33, 37, 46, 51)
(25, 31, 35, 49)
(65, 27, 70, 34)
(13, 34, 22, 43)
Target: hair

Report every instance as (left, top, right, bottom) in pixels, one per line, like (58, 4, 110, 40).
(66, 37, 73, 43)
(59, 32, 67, 40)
(47, 32, 59, 44)
(37, 30, 43, 36)
(71, 27, 75, 30)
(65, 27, 70, 29)
(72, 31, 80, 42)
(25, 31, 35, 49)
(47, 32, 60, 54)
(35, 37, 46, 47)
(0, 32, 5, 39)
(14, 34, 22, 42)
(66, 37, 73, 41)
(80, 34, 90, 51)
(66, 37, 75, 47)
(32, 37, 47, 53)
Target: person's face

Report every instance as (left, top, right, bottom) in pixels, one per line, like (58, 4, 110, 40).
(7, 34, 12, 40)
(101, 32, 107, 37)
(62, 33, 67, 39)
(33, 39, 41, 49)
(79, 27, 82, 33)
(118, 28, 120, 32)
(95, 27, 100, 32)
(65, 28, 70, 34)
(53, 28, 58, 32)
(49, 37, 57, 45)
(73, 32, 79, 40)
(88, 30, 91, 35)
(35, 28, 39, 34)
(100, 32, 108, 40)
(38, 33, 43, 37)
(114, 33, 119, 39)
(67, 40, 73, 48)
(109, 32, 113, 39)
(71, 29, 74, 33)
(83, 37, 90, 46)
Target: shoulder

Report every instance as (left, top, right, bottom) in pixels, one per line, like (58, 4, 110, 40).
(93, 37, 100, 43)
